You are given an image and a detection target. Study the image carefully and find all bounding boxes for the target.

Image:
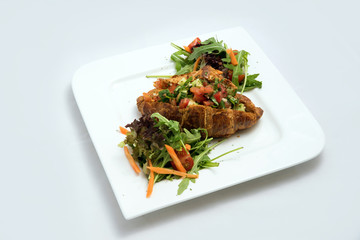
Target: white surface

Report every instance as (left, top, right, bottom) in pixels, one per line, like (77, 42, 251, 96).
(1, 0, 359, 239)
(72, 27, 325, 219)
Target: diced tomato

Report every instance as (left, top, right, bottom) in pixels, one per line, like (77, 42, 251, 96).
(228, 71, 233, 80)
(188, 37, 201, 51)
(203, 100, 213, 106)
(203, 85, 214, 94)
(179, 98, 190, 109)
(190, 86, 201, 95)
(154, 80, 162, 89)
(190, 87, 204, 102)
(154, 80, 169, 89)
(219, 84, 227, 94)
(214, 92, 222, 103)
(191, 86, 213, 95)
(193, 93, 207, 103)
(168, 84, 177, 93)
(176, 148, 194, 171)
(143, 92, 152, 102)
(190, 86, 214, 103)
(238, 74, 245, 83)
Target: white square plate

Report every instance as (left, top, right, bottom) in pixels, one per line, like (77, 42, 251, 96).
(72, 27, 325, 220)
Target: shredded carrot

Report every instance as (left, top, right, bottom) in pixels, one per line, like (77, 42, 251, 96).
(165, 144, 186, 172)
(184, 46, 191, 53)
(185, 144, 191, 150)
(119, 126, 129, 135)
(124, 146, 141, 174)
(147, 167, 198, 179)
(146, 159, 154, 198)
(193, 56, 201, 71)
(226, 48, 238, 66)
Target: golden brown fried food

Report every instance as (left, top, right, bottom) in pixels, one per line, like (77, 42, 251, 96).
(137, 66, 263, 138)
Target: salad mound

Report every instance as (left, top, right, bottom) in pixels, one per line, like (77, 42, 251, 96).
(169, 37, 262, 93)
(119, 113, 242, 197)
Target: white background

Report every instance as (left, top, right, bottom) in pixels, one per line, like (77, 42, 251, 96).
(1, 0, 359, 239)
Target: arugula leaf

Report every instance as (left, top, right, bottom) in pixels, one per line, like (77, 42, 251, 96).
(198, 155, 219, 169)
(151, 112, 180, 133)
(176, 64, 194, 75)
(231, 50, 249, 87)
(188, 42, 226, 61)
(181, 128, 201, 144)
(191, 139, 224, 172)
(239, 74, 262, 91)
(201, 37, 217, 45)
(177, 178, 190, 195)
(170, 51, 187, 66)
(170, 43, 190, 56)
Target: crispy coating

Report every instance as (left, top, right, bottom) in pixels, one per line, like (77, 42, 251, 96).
(137, 93, 263, 138)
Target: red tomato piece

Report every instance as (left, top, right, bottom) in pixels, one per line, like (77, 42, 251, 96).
(190, 87, 207, 103)
(154, 80, 162, 89)
(179, 98, 190, 109)
(214, 92, 222, 103)
(203, 100, 213, 106)
(143, 92, 152, 102)
(188, 37, 201, 51)
(203, 85, 214, 94)
(238, 74, 245, 83)
(193, 93, 207, 103)
(176, 148, 194, 171)
(228, 71, 233, 80)
(219, 84, 227, 94)
(190, 87, 201, 94)
(168, 84, 177, 93)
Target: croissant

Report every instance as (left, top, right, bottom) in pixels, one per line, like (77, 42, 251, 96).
(137, 66, 263, 138)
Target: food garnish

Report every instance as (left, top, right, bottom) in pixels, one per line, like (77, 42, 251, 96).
(147, 37, 262, 93)
(118, 113, 243, 197)
(137, 66, 263, 138)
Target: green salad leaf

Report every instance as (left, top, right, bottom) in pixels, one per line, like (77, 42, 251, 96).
(121, 113, 243, 195)
(188, 41, 226, 61)
(169, 37, 262, 92)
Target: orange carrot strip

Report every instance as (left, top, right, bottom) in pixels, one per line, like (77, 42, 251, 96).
(184, 46, 191, 53)
(185, 144, 191, 150)
(146, 159, 154, 198)
(119, 126, 129, 135)
(193, 56, 201, 71)
(226, 48, 238, 66)
(165, 144, 186, 173)
(147, 167, 198, 179)
(124, 146, 141, 174)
